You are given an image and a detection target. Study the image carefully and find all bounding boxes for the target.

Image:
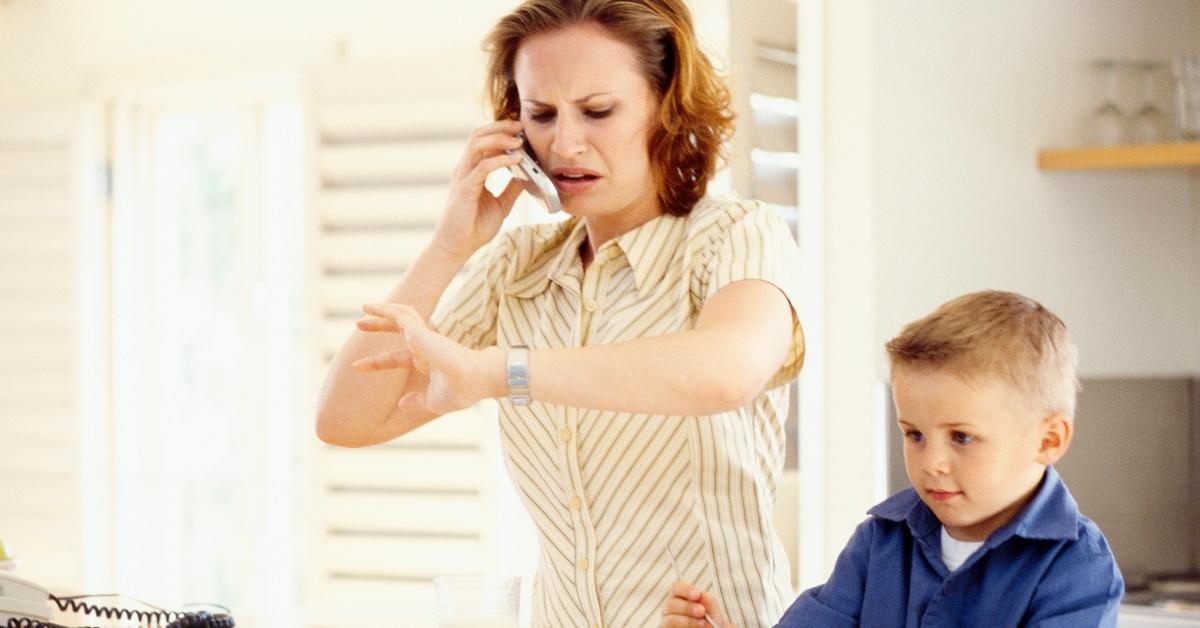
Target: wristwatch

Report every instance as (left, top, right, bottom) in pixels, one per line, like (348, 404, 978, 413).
(506, 345, 531, 406)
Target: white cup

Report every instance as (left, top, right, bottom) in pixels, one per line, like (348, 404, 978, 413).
(434, 574, 520, 628)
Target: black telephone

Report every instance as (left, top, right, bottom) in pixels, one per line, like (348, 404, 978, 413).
(0, 571, 234, 628)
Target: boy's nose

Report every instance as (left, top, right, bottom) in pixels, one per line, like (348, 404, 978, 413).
(921, 449, 951, 476)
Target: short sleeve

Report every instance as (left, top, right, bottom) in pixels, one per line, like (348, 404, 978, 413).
(696, 202, 805, 388)
(431, 232, 516, 350)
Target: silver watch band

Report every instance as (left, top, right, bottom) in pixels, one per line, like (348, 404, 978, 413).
(506, 345, 531, 406)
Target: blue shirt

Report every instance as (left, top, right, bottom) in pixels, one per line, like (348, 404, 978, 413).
(775, 467, 1123, 627)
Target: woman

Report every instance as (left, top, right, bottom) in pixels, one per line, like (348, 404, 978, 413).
(316, 1, 805, 626)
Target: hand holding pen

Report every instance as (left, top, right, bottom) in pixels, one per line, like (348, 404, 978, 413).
(661, 548, 728, 628)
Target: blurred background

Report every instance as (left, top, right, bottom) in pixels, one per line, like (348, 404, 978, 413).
(0, 1, 1197, 626)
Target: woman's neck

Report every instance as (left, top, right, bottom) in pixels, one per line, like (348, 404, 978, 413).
(580, 189, 664, 265)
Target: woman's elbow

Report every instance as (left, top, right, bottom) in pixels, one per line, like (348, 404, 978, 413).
(315, 411, 369, 448)
(703, 369, 768, 412)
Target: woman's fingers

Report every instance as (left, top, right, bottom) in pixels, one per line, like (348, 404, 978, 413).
(467, 151, 523, 187)
(457, 120, 522, 173)
(397, 391, 428, 412)
(361, 303, 433, 342)
(352, 349, 414, 372)
(468, 118, 522, 141)
(465, 132, 524, 169)
(355, 316, 400, 333)
(496, 175, 525, 212)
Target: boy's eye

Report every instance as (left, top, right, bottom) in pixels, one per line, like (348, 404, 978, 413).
(951, 431, 974, 445)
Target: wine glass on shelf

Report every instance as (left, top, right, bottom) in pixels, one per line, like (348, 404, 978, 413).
(1089, 60, 1127, 147)
(1130, 62, 1166, 144)
(1174, 54, 1200, 141)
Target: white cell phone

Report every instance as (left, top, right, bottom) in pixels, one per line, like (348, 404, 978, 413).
(507, 133, 563, 213)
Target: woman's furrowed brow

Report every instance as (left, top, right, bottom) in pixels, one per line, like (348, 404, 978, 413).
(521, 92, 615, 106)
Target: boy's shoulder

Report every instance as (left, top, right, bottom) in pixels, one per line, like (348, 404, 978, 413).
(860, 469, 1118, 563)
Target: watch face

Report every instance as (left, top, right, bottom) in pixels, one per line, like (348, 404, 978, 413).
(505, 345, 531, 405)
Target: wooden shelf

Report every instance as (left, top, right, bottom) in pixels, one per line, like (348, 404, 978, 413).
(1038, 142, 1200, 171)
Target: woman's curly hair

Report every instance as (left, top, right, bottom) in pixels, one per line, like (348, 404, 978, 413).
(484, 0, 735, 216)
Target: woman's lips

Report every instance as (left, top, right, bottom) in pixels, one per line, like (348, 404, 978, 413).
(552, 174, 600, 194)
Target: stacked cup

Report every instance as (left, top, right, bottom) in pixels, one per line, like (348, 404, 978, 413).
(434, 574, 521, 628)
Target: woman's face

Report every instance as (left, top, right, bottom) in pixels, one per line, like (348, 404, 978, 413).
(512, 22, 663, 222)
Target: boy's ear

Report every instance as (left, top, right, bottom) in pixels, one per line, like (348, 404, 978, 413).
(1034, 412, 1073, 466)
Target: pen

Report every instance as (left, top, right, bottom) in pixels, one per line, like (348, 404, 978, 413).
(666, 546, 718, 628)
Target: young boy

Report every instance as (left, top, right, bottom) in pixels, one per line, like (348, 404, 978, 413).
(661, 290, 1124, 627)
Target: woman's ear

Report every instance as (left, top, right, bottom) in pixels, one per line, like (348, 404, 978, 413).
(1035, 412, 1073, 466)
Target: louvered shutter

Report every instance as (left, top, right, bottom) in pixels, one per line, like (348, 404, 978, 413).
(302, 61, 507, 626)
(0, 103, 86, 593)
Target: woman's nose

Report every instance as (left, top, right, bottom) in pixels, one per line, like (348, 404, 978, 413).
(550, 115, 587, 160)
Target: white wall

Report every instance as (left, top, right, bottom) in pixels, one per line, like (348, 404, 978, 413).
(821, 0, 1200, 576)
(0, 0, 730, 102)
(0, 0, 501, 100)
(872, 0, 1200, 378)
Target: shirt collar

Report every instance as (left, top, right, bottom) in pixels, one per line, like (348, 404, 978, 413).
(503, 211, 685, 298)
(503, 217, 588, 298)
(610, 212, 686, 294)
(991, 466, 1080, 544)
(867, 466, 1080, 543)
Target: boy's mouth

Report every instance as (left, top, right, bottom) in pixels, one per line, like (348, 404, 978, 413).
(926, 489, 962, 502)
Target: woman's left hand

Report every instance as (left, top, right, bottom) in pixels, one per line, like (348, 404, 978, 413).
(352, 303, 503, 415)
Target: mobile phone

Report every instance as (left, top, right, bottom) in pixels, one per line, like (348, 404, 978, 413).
(506, 133, 563, 213)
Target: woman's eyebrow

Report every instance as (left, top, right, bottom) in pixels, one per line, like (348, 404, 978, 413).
(521, 92, 615, 106)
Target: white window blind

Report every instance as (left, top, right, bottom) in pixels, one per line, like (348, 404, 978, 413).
(0, 103, 85, 593)
(303, 61, 515, 627)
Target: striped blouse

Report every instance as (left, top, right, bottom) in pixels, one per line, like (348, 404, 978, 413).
(432, 196, 805, 628)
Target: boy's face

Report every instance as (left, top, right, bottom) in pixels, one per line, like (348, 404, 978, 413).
(892, 367, 1050, 542)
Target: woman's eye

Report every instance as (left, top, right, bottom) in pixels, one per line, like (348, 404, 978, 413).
(951, 431, 974, 445)
(528, 111, 554, 123)
(585, 108, 614, 119)
(905, 431, 924, 443)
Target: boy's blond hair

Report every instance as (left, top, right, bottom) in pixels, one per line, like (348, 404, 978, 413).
(885, 290, 1080, 419)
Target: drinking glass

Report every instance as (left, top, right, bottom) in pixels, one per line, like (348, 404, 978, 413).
(1090, 60, 1127, 146)
(1130, 62, 1166, 144)
(1174, 54, 1200, 140)
(434, 574, 521, 628)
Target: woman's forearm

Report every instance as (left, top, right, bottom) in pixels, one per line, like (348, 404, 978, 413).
(486, 327, 785, 416)
(315, 244, 471, 446)
(478, 280, 794, 416)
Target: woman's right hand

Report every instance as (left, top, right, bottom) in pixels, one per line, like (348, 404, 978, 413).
(430, 119, 527, 259)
